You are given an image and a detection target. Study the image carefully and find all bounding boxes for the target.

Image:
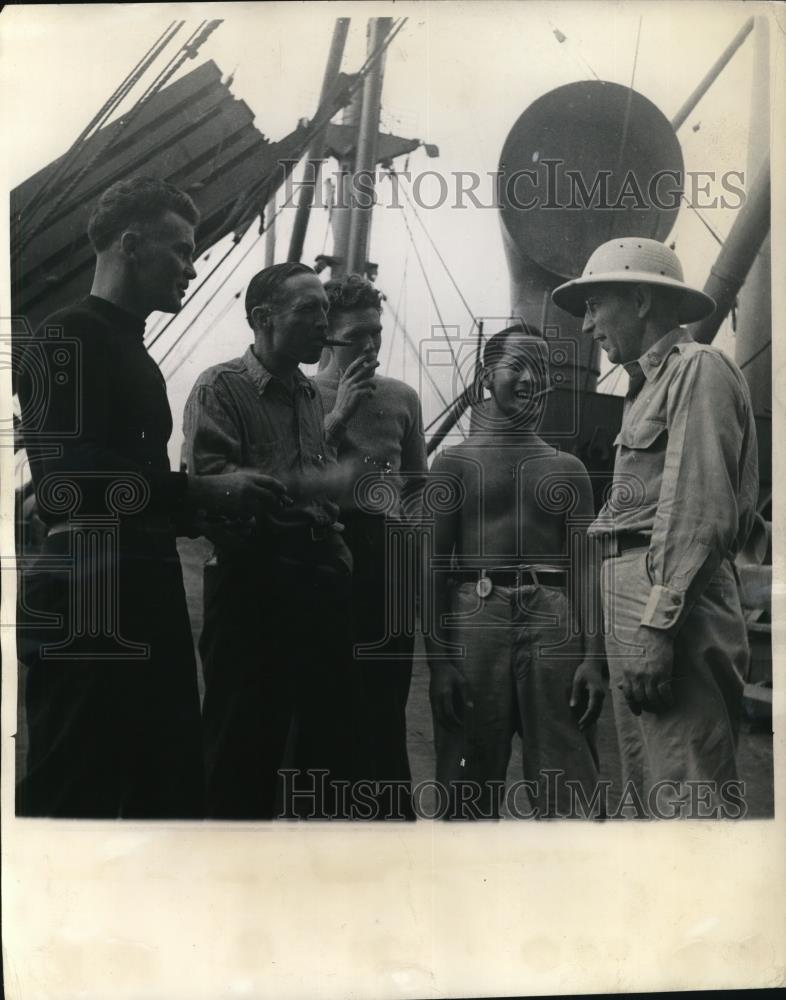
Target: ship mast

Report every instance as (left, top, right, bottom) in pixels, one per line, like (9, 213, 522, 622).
(282, 17, 431, 281)
(287, 18, 351, 264)
(343, 16, 393, 277)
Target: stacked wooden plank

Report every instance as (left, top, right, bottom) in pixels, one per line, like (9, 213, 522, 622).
(11, 61, 314, 333)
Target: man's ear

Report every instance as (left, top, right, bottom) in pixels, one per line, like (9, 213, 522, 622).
(119, 229, 141, 262)
(633, 283, 653, 319)
(250, 304, 271, 333)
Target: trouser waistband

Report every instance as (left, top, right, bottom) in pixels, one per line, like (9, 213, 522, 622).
(600, 534, 650, 559)
(451, 566, 567, 588)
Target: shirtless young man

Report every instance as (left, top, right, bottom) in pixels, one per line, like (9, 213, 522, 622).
(424, 325, 605, 818)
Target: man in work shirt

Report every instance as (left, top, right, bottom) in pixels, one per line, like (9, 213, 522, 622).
(552, 237, 758, 817)
(184, 262, 362, 819)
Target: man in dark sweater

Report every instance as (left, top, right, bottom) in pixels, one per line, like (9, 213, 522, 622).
(16, 177, 286, 819)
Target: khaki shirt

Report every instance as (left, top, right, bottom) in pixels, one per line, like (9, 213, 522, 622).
(589, 328, 758, 632)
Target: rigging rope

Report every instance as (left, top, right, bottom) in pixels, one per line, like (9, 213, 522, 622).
(147, 240, 238, 353)
(739, 338, 770, 372)
(16, 21, 184, 247)
(105, 18, 409, 377)
(608, 364, 627, 395)
(382, 243, 410, 378)
(614, 15, 643, 180)
(680, 195, 724, 246)
(59, 20, 222, 215)
(162, 290, 242, 383)
(156, 233, 263, 368)
(133, 20, 214, 105)
(423, 392, 468, 435)
(596, 363, 621, 388)
(589, 17, 644, 395)
(386, 168, 477, 326)
(20, 21, 221, 253)
(320, 185, 333, 256)
(398, 199, 469, 395)
(544, 16, 601, 82)
(383, 298, 454, 419)
(147, 180, 300, 356)
(225, 17, 408, 229)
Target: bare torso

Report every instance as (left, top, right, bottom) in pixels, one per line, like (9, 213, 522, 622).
(434, 436, 590, 567)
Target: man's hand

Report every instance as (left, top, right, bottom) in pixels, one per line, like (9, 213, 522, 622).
(189, 511, 256, 552)
(187, 470, 291, 519)
(619, 627, 675, 716)
(569, 659, 606, 731)
(429, 661, 469, 732)
(332, 353, 379, 424)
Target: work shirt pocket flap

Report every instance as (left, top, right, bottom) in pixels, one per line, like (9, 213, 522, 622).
(614, 418, 666, 450)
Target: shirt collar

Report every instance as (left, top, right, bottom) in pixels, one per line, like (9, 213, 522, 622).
(241, 346, 315, 398)
(625, 327, 689, 383)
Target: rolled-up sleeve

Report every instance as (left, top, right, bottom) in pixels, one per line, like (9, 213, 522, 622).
(641, 351, 756, 632)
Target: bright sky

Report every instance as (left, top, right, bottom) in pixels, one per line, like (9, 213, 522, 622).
(0, 0, 772, 465)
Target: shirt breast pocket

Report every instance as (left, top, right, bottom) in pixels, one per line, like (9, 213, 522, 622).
(614, 418, 667, 453)
(611, 419, 667, 511)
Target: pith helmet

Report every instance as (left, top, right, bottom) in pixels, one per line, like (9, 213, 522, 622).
(551, 237, 716, 323)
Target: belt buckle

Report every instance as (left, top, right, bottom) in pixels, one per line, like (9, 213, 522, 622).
(310, 525, 328, 542)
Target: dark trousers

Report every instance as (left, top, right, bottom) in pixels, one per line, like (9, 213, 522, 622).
(342, 512, 415, 819)
(200, 556, 357, 820)
(16, 533, 204, 819)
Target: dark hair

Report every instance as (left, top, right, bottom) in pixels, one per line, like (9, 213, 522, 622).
(482, 322, 544, 369)
(324, 273, 383, 318)
(87, 176, 199, 251)
(244, 262, 316, 326)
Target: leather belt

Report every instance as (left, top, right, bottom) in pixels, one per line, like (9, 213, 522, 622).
(602, 533, 650, 558)
(451, 566, 567, 589)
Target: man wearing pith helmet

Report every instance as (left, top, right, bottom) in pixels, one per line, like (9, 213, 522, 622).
(552, 237, 758, 817)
